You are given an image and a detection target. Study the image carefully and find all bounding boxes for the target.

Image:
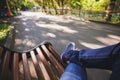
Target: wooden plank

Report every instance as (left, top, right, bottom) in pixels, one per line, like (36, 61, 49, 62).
(41, 45, 64, 76)
(47, 45, 66, 68)
(39, 61, 50, 80)
(30, 51, 45, 80)
(36, 47, 58, 80)
(0, 51, 11, 80)
(22, 53, 31, 80)
(13, 53, 19, 80)
(0, 47, 3, 58)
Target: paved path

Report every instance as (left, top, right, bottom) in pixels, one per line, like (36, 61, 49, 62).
(9, 11, 120, 80)
(10, 11, 120, 52)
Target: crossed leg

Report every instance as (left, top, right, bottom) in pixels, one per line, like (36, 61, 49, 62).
(60, 42, 120, 80)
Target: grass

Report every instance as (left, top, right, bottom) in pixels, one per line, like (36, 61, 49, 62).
(0, 23, 11, 45)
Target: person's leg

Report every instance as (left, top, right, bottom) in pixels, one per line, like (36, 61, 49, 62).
(72, 43, 120, 70)
(60, 42, 87, 80)
(110, 55, 120, 80)
(60, 42, 120, 80)
(111, 43, 120, 80)
(60, 63, 87, 80)
(62, 42, 120, 70)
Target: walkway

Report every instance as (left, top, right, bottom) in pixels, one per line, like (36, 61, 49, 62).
(9, 11, 120, 53)
(7, 11, 120, 80)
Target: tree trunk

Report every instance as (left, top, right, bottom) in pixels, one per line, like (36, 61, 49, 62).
(42, 0, 47, 13)
(51, 0, 58, 14)
(6, 0, 12, 16)
(105, 0, 116, 21)
(60, 0, 64, 15)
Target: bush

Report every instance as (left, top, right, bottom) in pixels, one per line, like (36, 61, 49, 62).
(0, 23, 11, 45)
(21, 1, 35, 10)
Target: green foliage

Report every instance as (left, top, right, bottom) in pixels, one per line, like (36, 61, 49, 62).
(9, 0, 36, 11)
(70, 0, 81, 9)
(81, 0, 95, 10)
(81, 0, 110, 10)
(22, 0, 35, 9)
(69, 0, 108, 10)
(0, 23, 11, 45)
(5, 0, 120, 24)
(93, 0, 110, 10)
(111, 13, 120, 23)
(115, 0, 120, 10)
(12, 10, 18, 15)
(8, 0, 120, 12)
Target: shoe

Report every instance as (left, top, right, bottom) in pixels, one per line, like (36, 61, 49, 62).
(61, 42, 75, 61)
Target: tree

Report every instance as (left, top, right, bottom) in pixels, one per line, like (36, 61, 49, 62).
(105, 0, 116, 21)
(6, 0, 12, 16)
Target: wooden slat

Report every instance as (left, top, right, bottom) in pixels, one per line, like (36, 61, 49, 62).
(0, 51, 11, 80)
(47, 45, 66, 68)
(13, 53, 19, 80)
(0, 47, 3, 58)
(41, 45, 64, 76)
(36, 47, 57, 80)
(30, 51, 45, 80)
(22, 53, 31, 80)
(39, 61, 50, 80)
(0, 43, 66, 80)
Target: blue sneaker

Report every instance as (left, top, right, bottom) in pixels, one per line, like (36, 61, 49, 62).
(61, 42, 75, 61)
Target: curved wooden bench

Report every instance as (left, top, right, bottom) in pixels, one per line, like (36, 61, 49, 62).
(0, 42, 67, 80)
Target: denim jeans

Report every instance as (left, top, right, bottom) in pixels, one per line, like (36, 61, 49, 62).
(60, 43, 120, 80)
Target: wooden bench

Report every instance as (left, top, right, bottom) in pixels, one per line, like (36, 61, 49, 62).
(0, 42, 67, 80)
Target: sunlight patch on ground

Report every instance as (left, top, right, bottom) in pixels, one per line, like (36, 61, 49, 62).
(21, 11, 44, 17)
(22, 22, 27, 25)
(49, 17, 74, 23)
(15, 39, 22, 45)
(15, 30, 19, 33)
(21, 11, 88, 24)
(42, 32, 56, 38)
(36, 23, 78, 34)
(15, 39, 36, 49)
(60, 40, 69, 44)
(78, 41, 105, 49)
(25, 28, 30, 31)
(108, 35, 120, 41)
(21, 17, 29, 21)
(95, 35, 120, 45)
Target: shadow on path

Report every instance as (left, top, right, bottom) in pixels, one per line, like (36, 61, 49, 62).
(8, 12, 120, 53)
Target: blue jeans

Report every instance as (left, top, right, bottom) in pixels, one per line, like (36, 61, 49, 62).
(60, 43, 120, 80)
